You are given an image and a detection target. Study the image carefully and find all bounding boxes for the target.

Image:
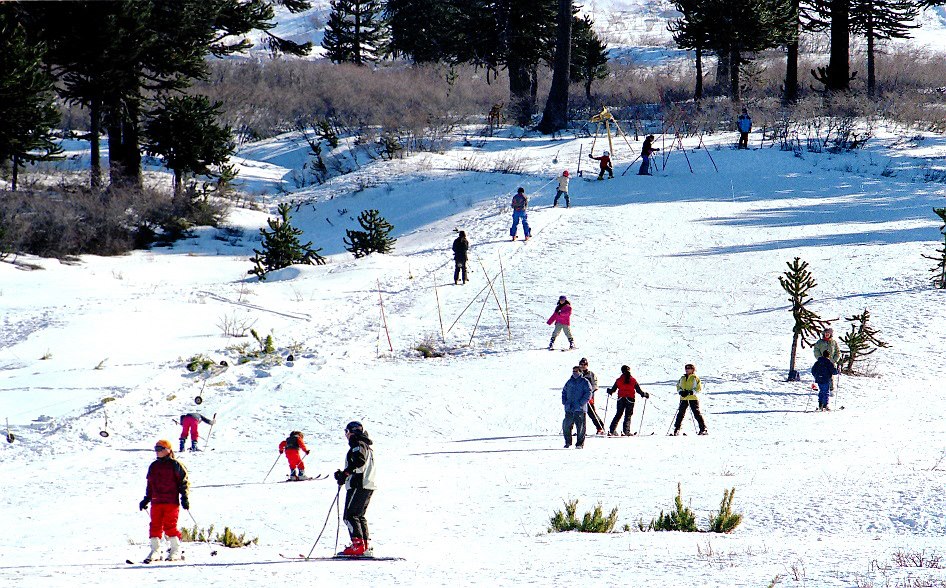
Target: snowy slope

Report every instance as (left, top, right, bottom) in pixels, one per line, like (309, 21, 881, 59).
(2, 125, 946, 587)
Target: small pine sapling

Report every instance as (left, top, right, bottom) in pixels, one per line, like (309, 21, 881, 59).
(709, 487, 743, 533)
(549, 499, 619, 533)
(779, 257, 832, 381)
(249, 203, 326, 280)
(838, 308, 890, 375)
(648, 483, 699, 532)
(921, 207, 946, 288)
(344, 209, 396, 258)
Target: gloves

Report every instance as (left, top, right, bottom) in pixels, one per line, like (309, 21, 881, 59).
(679, 390, 689, 397)
(305, 450, 310, 456)
(334, 470, 347, 485)
(279, 449, 284, 454)
(641, 391, 650, 399)
(139, 498, 150, 511)
(181, 495, 190, 510)
(607, 388, 615, 395)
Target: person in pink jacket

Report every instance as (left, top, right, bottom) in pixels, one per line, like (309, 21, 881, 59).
(547, 295, 575, 350)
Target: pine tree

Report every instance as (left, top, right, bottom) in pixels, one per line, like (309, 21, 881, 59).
(668, 0, 712, 101)
(0, 11, 62, 191)
(344, 209, 396, 258)
(922, 207, 946, 288)
(779, 257, 832, 381)
(838, 308, 889, 375)
(537, 0, 573, 134)
(249, 204, 326, 280)
(144, 95, 234, 198)
(321, 0, 386, 65)
(385, 0, 461, 63)
(570, 15, 609, 102)
(808, 0, 855, 91)
(849, 0, 919, 95)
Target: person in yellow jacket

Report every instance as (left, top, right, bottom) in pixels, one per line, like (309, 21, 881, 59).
(672, 363, 708, 436)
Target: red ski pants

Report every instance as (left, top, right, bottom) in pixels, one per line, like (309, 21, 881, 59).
(149, 503, 181, 539)
(285, 449, 304, 471)
(180, 416, 199, 441)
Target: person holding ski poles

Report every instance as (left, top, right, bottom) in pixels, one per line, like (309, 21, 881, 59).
(672, 363, 708, 436)
(562, 366, 593, 448)
(589, 150, 613, 180)
(179, 412, 214, 452)
(811, 351, 838, 411)
(452, 230, 469, 285)
(553, 170, 570, 207)
(736, 108, 752, 149)
(578, 358, 606, 435)
(334, 421, 376, 557)
(639, 135, 659, 175)
(278, 431, 310, 480)
(547, 295, 575, 350)
(139, 439, 189, 562)
(607, 365, 649, 436)
(509, 187, 531, 241)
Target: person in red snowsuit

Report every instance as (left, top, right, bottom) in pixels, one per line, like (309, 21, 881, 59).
(278, 431, 310, 480)
(589, 150, 613, 179)
(139, 439, 189, 561)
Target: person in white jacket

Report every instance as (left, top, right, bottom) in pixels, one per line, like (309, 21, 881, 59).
(553, 170, 570, 208)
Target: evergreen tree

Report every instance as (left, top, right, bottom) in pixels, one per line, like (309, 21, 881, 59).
(0, 11, 61, 192)
(838, 308, 889, 374)
(922, 207, 946, 288)
(385, 0, 461, 62)
(344, 209, 396, 258)
(668, 0, 712, 101)
(144, 95, 235, 198)
(808, 0, 854, 91)
(570, 15, 609, 102)
(537, 0, 573, 134)
(779, 257, 832, 381)
(249, 203, 326, 281)
(322, 0, 386, 65)
(849, 0, 919, 95)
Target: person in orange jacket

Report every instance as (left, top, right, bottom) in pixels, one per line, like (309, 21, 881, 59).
(278, 431, 310, 480)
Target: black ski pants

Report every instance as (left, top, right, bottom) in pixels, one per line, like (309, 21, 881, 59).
(673, 399, 707, 433)
(454, 260, 467, 284)
(609, 397, 635, 435)
(587, 398, 605, 432)
(344, 488, 373, 541)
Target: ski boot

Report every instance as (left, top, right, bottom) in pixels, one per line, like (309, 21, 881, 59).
(190, 440, 200, 452)
(167, 536, 182, 561)
(339, 538, 366, 556)
(179, 439, 185, 452)
(145, 537, 162, 562)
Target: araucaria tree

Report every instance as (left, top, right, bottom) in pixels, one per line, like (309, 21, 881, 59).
(809, 0, 855, 91)
(537, 0, 573, 134)
(849, 0, 919, 95)
(922, 207, 946, 288)
(249, 203, 326, 280)
(321, 0, 386, 65)
(838, 308, 889, 375)
(344, 209, 395, 258)
(779, 257, 832, 381)
(570, 15, 609, 102)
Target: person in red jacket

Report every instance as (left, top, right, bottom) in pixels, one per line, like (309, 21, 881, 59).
(589, 150, 613, 180)
(139, 439, 189, 562)
(606, 365, 650, 436)
(278, 431, 310, 480)
(547, 295, 575, 350)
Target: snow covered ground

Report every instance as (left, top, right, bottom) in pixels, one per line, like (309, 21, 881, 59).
(2, 122, 946, 587)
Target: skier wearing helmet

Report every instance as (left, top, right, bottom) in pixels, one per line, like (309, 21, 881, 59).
(334, 421, 377, 557)
(553, 170, 570, 207)
(589, 150, 613, 180)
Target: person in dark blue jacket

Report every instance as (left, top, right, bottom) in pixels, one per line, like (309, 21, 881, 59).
(811, 351, 838, 411)
(562, 366, 593, 448)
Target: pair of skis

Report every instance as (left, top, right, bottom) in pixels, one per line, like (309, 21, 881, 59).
(279, 553, 404, 562)
(282, 473, 330, 482)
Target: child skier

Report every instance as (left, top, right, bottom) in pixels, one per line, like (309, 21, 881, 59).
(178, 412, 214, 452)
(811, 351, 838, 411)
(672, 363, 708, 435)
(334, 421, 376, 557)
(639, 135, 659, 175)
(607, 365, 650, 436)
(553, 170, 570, 207)
(139, 439, 189, 562)
(589, 151, 613, 180)
(509, 187, 531, 241)
(547, 295, 575, 350)
(278, 431, 310, 480)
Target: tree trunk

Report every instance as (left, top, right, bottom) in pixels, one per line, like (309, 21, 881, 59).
(866, 13, 875, 96)
(716, 51, 730, 89)
(729, 48, 742, 102)
(788, 332, 800, 381)
(90, 97, 102, 191)
(11, 154, 19, 192)
(784, 41, 799, 103)
(507, 58, 534, 127)
(538, 0, 573, 134)
(827, 0, 851, 91)
(694, 47, 704, 102)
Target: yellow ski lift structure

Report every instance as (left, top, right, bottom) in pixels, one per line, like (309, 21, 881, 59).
(587, 106, 636, 160)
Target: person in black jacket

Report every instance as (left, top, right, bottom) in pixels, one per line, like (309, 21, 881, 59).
(334, 421, 377, 556)
(452, 231, 469, 285)
(639, 136, 659, 175)
(811, 351, 838, 411)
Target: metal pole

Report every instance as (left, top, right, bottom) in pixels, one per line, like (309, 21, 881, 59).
(203, 413, 218, 451)
(262, 453, 282, 483)
(305, 485, 343, 560)
(637, 395, 649, 436)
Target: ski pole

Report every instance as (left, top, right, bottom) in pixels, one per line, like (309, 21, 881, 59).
(203, 413, 218, 451)
(262, 453, 282, 483)
(602, 393, 611, 435)
(186, 509, 198, 527)
(637, 395, 648, 436)
(305, 485, 343, 560)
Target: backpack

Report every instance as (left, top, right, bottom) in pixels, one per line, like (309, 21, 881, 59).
(285, 433, 300, 450)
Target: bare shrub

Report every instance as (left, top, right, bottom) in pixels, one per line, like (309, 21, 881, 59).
(892, 550, 943, 569)
(217, 313, 256, 338)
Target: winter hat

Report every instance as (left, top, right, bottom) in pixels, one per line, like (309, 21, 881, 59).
(603, 150, 610, 156)
(517, 187, 525, 193)
(823, 328, 834, 336)
(558, 295, 567, 301)
(579, 358, 589, 366)
(290, 430, 303, 438)
(345, 421, 364, 434)
(155, 439, 173, 453)
(562, 170, 569, 177)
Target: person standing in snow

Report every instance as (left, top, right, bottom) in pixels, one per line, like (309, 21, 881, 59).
(334, 421, 376, 557)
(736, 108, 752, 149)
(589, 150, 613, 180)
(553, 170, 570, 207)
(547, 295, 575, 350)
(279, 431, 310, 480)
(607, 364, 649, 436)
(578, 357, 606, 435)
(639, 135, 659, 175)
(562, 366, 593, 448)
(178, 412, 214, 452)
(509, 187, 532, 241)
(139, 439, 189, 562)
(811, 351, 838, 411)
(812, 328, 841, 390)
(452, 230, 469, 285)
(672, 363, 708, 436)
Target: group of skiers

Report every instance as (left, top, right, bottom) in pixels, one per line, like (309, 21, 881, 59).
(140, 418, 376, 561)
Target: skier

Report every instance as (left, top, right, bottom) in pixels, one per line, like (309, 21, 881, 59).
(812, 328, 841, 390)
(334, 421, 376, 557)
(452, 230, 469, 285)
(736, 108, 752, 149)
(607, 365, 649, 436)
(278, 430, 310, 480)
(589, 150, 613, 180)
(672, 363, 708, 436)
(578, 358, 606, 435)
(139, 439, 189, 562)
(553, 170, 570, 207)
(811, 351, 838, 411)
(546, 295, 575, 350)
(562, 366, 593, 448)
(178, 412, 214, 452)
(509, 187, 531, 241)
(638, 135, 659, 175)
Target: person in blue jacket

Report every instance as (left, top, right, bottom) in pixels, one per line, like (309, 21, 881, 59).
(737, 108, 752, 149)
(562, 366, 593, 448)
(811, 351, 838, 411)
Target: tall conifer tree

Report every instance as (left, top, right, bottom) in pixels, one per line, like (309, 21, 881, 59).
(322, 0, 387, 65)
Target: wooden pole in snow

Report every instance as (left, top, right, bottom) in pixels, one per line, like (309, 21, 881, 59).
(377, 279, 393, 352)
(433, 276, 445, 343)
